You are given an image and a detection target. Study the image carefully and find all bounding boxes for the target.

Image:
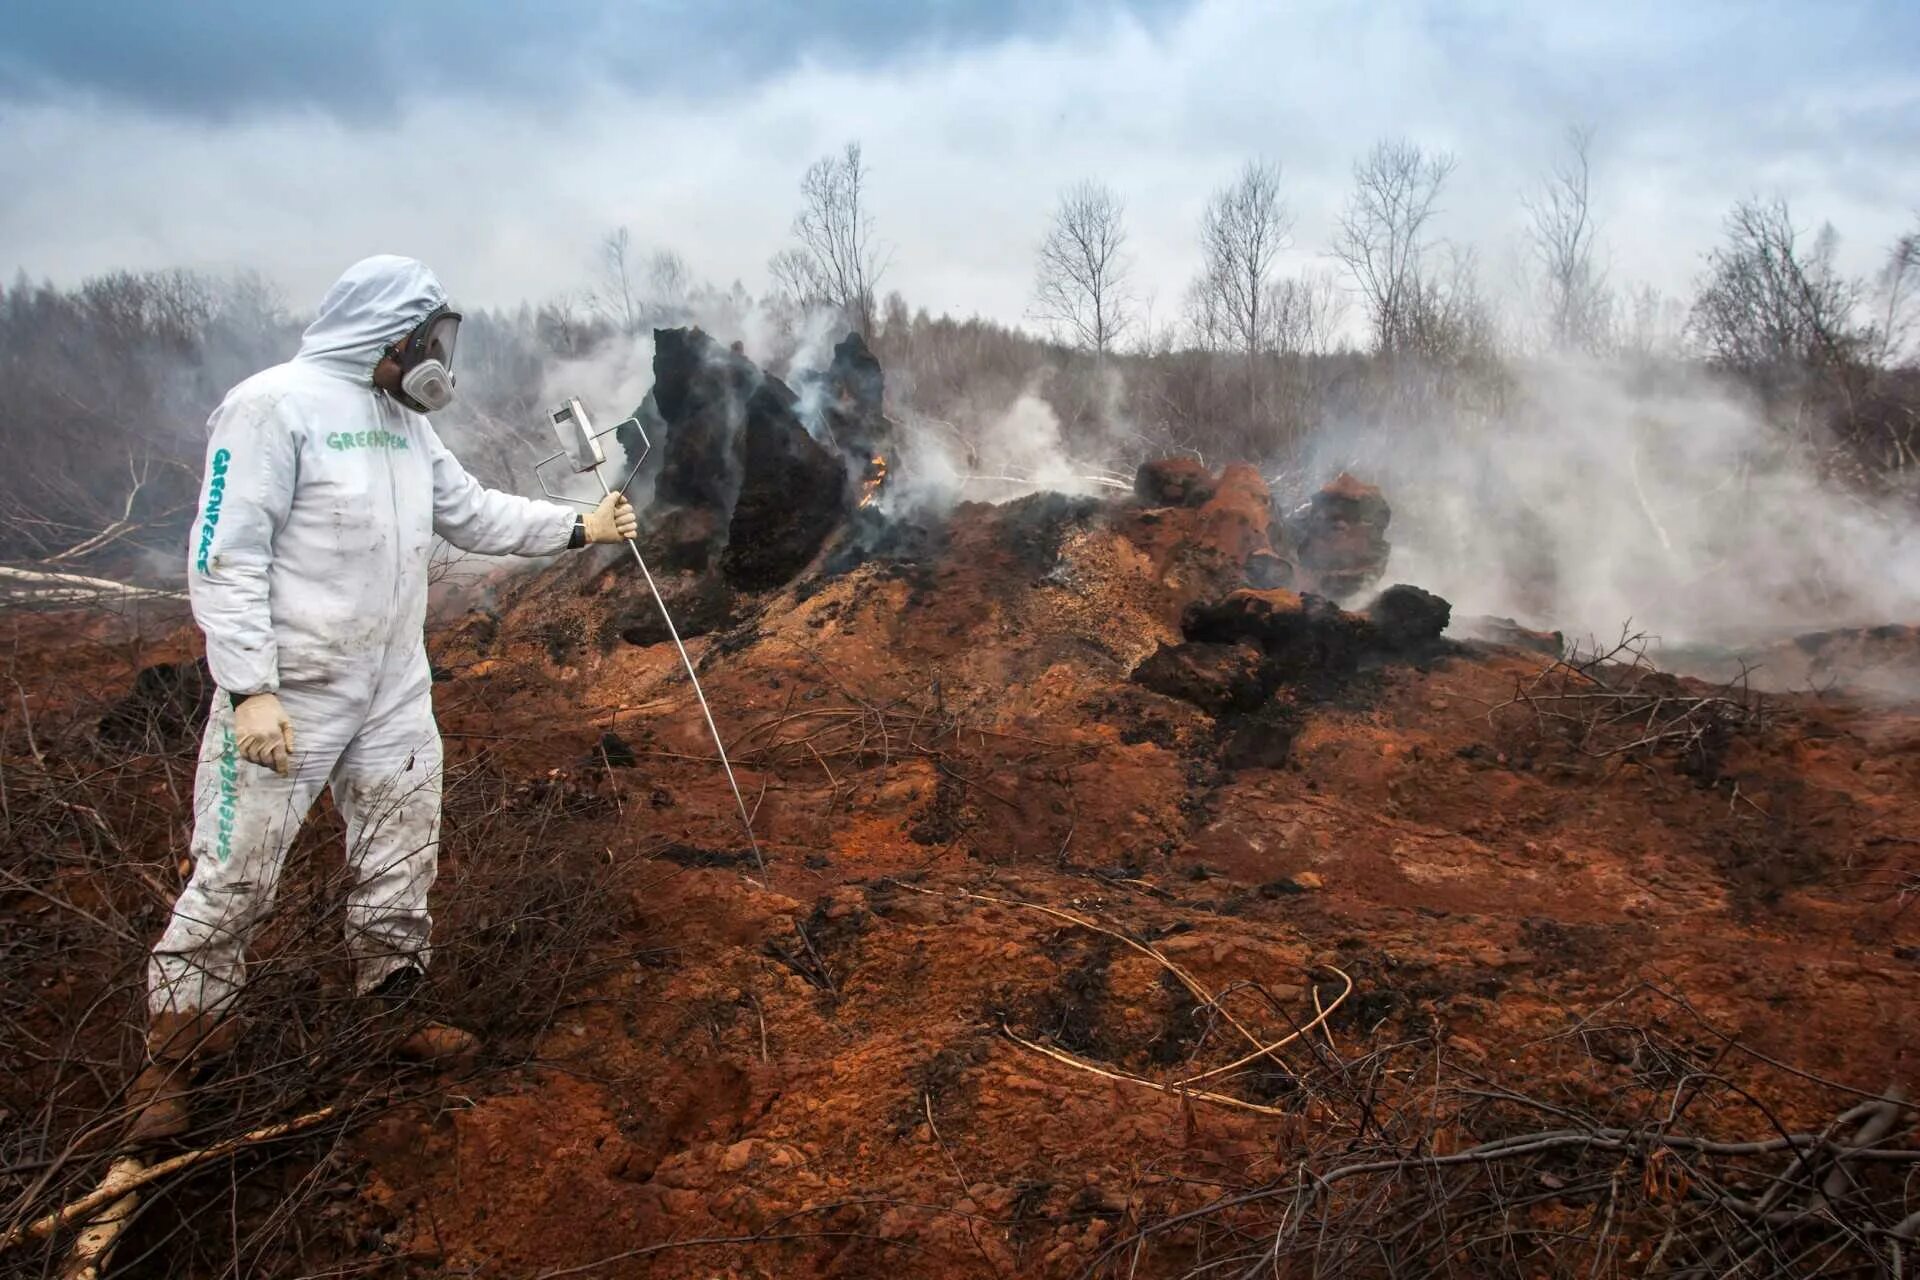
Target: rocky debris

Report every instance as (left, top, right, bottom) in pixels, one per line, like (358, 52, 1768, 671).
(649, 327, 849, 590)
(97, 658, 212, 749)
(1365, 584, 1452, 652)
(1285, 471, 1391, 601)
(1134, 456, 1216, 507)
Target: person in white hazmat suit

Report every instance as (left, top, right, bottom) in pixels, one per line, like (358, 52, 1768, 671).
(127, 256, 637, 1143)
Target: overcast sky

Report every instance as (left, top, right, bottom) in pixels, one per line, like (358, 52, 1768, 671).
(2, 0, 1915, 333)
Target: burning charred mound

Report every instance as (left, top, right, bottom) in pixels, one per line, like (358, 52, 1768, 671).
(1134, 456, 1215, 507)
(1131, 460, 1393, 603)
(1281, 471, 1392, 601)
(648, 327, 849, 591)
(794, 329, 895, 461)
(1133, 584, 1453, 766)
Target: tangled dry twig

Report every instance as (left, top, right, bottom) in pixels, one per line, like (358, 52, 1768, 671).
(0, 626, 636, 1278)
(1492, 627, 1766, 774)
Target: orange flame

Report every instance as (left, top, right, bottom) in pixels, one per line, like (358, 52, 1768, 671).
(858, 452, 888, 509)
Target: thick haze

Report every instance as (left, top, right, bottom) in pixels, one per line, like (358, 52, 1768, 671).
(3, 0, 1915, 324)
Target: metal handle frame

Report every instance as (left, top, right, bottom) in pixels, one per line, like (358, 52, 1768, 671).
(533, 416, 652, 509)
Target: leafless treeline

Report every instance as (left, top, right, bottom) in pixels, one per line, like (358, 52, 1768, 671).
(3, 129, 1917, 582)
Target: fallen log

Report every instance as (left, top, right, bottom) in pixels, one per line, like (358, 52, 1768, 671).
(0, 565, 184, 607)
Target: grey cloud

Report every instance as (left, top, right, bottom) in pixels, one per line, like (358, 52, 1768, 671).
(0, 0, 1912, 335)
(0, 0, 1185, 119)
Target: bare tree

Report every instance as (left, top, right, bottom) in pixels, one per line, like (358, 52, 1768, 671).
(1031, 180, 1134, 359)
(1523, 125, 1612, 353)
(1405, 246, 1501, 364)
(1267, 269, 1349, 356)
(646, 249, 692, 323)
(1193, 160, 1291, 361)
(536, 292, 599, 358)
(1330, 139, 1458, 354)
(773, 141, 889, 338)
(767, 248, 820, 310)
(1689, 197, 1865, 388)
(1873, 219, 1919, 366)
(1620, 283, 1686, 362)
(1182, 274, 1229, 353)
(592, 228, 644, 337)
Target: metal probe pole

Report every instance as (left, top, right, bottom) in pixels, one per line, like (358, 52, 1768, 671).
(592, 467, 765, 877)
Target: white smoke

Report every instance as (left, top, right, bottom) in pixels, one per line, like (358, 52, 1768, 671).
(1309, 359, 1920, 648)
(540, 333, 657, 434)
(787, 308, 848, 444)
(878, 388, 1126, 519)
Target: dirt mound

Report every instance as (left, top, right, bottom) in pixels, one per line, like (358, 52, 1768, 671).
(1134, 456, 1215, 507)
(380, 499, 1918, 1274)
(1284, 470, 1391, 601)
(1668, 623, 1920, 701)
(9, 457, 1917, 1278)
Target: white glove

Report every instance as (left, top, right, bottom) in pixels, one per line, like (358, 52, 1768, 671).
(583, 493, 638, 545)
(233, 693, 295, 776)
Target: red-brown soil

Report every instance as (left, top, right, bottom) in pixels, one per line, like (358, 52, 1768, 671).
(5, 482, 1917, 1277)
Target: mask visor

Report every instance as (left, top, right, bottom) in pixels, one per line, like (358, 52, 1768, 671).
(416, 310, 460, 375)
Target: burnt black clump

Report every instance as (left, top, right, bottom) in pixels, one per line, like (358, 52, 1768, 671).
(648, 327, 848, 591)
(97, 658, 213, 750)
(815, 506, 950, 585)
(1366, 584, 1452, 655)
(1133, 583, 1455, 770)
(615, 574, 736, 647)
(997, 491, 1102, 579)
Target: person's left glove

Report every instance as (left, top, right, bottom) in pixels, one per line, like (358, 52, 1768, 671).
(233, 693, 295, 776)
(583, 493, 638, 545)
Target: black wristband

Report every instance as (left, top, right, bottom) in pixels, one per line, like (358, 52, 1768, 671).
(230, 690, 262, 709)
(568, 515, 587, 550)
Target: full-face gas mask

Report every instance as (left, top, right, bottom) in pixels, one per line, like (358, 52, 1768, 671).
(386, 304, 462, 413)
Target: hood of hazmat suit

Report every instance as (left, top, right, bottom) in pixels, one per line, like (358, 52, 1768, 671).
(189, 254, 576, 700)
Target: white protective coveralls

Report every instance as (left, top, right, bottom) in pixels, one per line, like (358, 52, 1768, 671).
(149, 255, 578, 1016)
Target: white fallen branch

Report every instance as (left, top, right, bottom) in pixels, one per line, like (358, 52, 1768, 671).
(58, 1157, 142, 1280)
(0, 565, 185, 607)
(0, 1106, 337, 1253)
(957, 473, 1131, 492)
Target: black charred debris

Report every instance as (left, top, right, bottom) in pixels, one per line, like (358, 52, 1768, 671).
(637, 327, 908, 597)
(97, 658, 213, 749)
(1132, 583, 1454, 767)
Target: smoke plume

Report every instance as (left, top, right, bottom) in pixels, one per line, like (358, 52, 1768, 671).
(1312, 360, 1920, 650)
